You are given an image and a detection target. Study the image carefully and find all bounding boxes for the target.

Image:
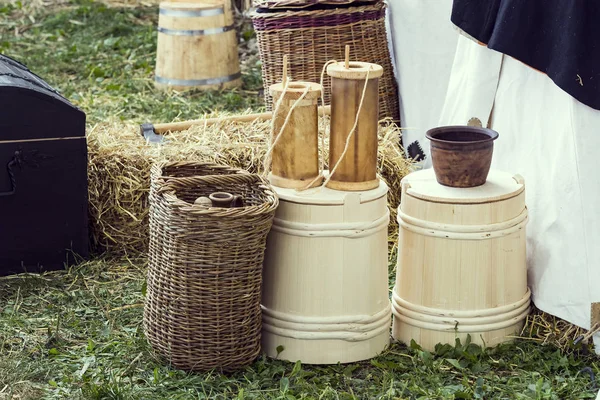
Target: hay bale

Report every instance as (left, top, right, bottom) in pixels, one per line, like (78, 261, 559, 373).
(87, 116, 415, 256)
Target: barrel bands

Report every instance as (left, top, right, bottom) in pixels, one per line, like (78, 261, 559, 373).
(157, 25, 234, 37)
(261, 303, 392, 342)
(391, 289, 531, 333)
(154, 72, 242, 87)
(270, 209, 390, 238)
(159, 7, 223, 18)
(397, 207, 528, 240)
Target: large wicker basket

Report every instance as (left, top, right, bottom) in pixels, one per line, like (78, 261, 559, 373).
(252, 0, 378, 10)
(251, 1, 400, 122)
(144, 162, 278, 372)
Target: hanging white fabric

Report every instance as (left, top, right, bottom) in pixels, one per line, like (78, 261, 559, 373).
(438, 34, 600, 354)
(386, 0, 458, 166)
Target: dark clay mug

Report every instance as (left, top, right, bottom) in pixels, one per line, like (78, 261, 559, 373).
(208, 192, 244, 208)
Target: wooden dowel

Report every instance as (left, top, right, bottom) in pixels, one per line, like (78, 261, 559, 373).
(345, 45, 350, 69)
(283, 55, 288, 86)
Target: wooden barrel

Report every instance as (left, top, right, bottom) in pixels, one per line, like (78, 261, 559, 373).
(269, 81, 323, 189)
(325, 61, 383, 191)
(262, 181, 391, 364)
(392, 169, 530, 350)
(155, 1, 242, 91)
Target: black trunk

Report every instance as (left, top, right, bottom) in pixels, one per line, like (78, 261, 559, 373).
(0, 54, 89, 276)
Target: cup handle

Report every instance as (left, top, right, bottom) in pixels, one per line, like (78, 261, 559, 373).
(231, 195, 244, 208)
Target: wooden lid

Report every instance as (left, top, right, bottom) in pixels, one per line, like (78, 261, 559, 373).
(326, 61, 384, 80)
(273, 177, 388, 205)
(269, 81, 322, 100)
(402, 169, 524, 205)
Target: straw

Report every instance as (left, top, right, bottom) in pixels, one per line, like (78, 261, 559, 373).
(87, 117, 414, 256)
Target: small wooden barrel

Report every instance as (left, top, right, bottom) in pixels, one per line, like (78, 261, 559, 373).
(262, 181, 391, 364)
(326, 61, 383, 191)
(155, 1, 242, 91)
(269, 82, 323, 189)
(392, 169, 530, 350)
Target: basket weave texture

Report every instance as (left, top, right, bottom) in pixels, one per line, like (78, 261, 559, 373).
(251, 1, 400, 122)
(144, 162, 278, 372)
(252, 0, 378, 10)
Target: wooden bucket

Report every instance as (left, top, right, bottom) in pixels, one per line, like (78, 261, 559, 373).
(326, 61, 383, 191)
(268, 81, 323, 189)
(155, 1, 242, 91)
(261, 181, 391, 364)
(392, 169, 530, 350)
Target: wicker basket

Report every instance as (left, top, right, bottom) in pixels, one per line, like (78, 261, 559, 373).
(252, 0, 378, 10)
(144, 162, 278, 372)
(251, 1, 400, 122)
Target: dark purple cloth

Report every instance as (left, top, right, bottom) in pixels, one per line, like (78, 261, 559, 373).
(451, 0, 600, 110)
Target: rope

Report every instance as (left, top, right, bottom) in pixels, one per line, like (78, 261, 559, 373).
(322, 66, 371, 189)
(261, 80, 311, 177)
(293, 60, 338, 192)
(296, 62, 373, 193)
(261, 60, 373, 194)
(261, 78, 290, 176)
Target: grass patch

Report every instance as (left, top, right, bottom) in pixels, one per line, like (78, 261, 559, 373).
(0, 0, 263, 125)
(1, 1, 599, 399)
(0, 258, 599, 399)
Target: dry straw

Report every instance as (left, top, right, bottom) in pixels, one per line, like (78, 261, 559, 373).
(87, 116, 414, 256)
(519, 306, 598, 352)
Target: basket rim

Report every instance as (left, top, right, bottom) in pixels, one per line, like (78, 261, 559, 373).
(252, 0, 379, 10)
(158, 173, 279, 216)
(250, 2, 384, 19)
(151, 161, 249, 176)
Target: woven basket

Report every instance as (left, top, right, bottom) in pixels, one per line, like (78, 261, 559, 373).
(144, 162, 278, 372)
(251, 1, 400, 122)
(252, 0, 378, 10)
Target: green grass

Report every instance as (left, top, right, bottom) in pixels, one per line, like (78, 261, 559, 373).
(1, 259, 599, 400)
(1, 1, 600, 399)
(0, 0, 264, 125)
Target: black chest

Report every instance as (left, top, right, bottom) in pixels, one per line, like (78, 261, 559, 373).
(0, 54, 89, 276)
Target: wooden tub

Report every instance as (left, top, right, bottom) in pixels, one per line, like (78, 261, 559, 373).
(392, 169, 530, 350)
(261, 179, 391, 364)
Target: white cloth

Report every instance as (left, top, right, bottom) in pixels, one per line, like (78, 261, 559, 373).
(438, 35, 600, 351)
(386, 0, 458, 166)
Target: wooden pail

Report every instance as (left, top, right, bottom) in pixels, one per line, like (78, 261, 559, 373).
(155, 1, 242, 91)
(261, 181, 391, 364)
(269, 81, 323, 189)
(325, 61, 383, 191)
(392, 169, 530, 350)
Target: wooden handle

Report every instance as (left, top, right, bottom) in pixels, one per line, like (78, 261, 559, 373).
(401, 181, 411, 197)
(151, 106, 331, 134)
(512, 174, 525, 185)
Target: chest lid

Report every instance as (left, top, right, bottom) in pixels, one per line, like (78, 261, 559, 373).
(402, 169, 524, 205)
(0, 54, 67, 103)
(0, 54, 85, 142)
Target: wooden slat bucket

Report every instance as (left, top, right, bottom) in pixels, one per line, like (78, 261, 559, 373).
(261, 180, 391, 364)
(155, 1, 242, 91)
(392, 169, 530, 350)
